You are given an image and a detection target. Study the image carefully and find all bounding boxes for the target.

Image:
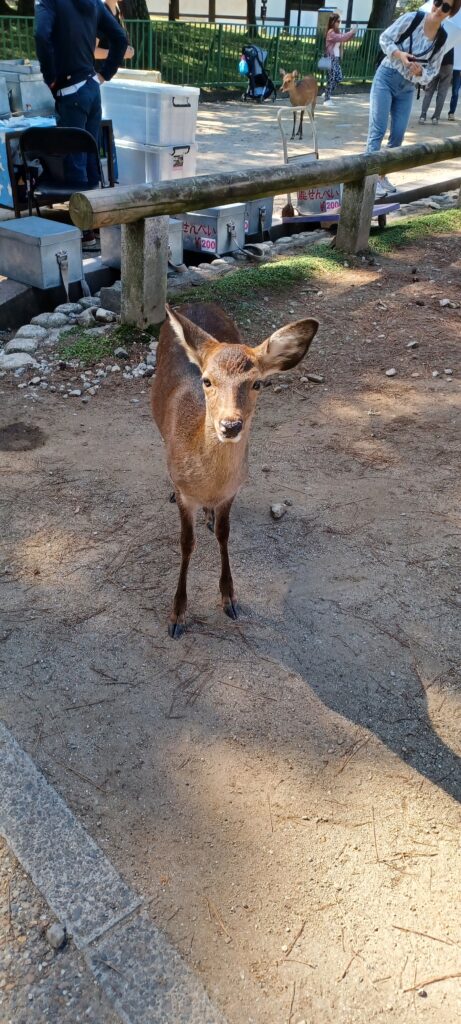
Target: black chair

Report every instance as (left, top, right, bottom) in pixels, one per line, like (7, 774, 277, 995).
(19, 126, 105, 217)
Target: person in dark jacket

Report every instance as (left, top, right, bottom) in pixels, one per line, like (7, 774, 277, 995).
(34, 0, 126, 197)
(94, 0, 134, 75)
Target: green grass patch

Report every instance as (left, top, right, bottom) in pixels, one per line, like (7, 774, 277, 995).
(369, 207, 461, 255)
(58, 323, 158, 367)
(178, 244, 344, 314)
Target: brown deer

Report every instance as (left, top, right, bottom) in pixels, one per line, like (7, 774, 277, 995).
(279, 68, 318, 140)
(151, 302, 319, 638)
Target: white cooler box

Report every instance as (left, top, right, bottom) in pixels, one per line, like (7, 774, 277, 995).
(101, 81, 199, 146)
(179, 204, 246, 257)
(0, 217, 83, 290)
(0, 77, 10, 118)
(100, 218, 183, 270)
(115, 139, 197, 186)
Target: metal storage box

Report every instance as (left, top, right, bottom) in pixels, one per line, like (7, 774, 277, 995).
(0, 77, 9, 118)
(114, 140, 197, 186)
(179, 204, 246, 256)
(0, 59, 54, 116)
(0, 217, 83, 289)
(100, 218, 183, 270)
(101, 81, 199, 146)
(244, 197, 274, 237)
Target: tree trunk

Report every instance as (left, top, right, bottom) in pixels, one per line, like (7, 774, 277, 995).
(168, 0, 179, 20)
(122, 0, 150, 18)
(367, 0, 398, 30)
(209, 0, 216, 22)
(247, 0, 257, 29)
(17, 0, 35, 14)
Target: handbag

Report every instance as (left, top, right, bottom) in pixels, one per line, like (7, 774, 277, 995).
(317, 56, 332, 71)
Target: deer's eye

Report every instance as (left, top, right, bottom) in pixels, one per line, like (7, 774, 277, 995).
(252, 380, 262, 391)
(202, 378, 212, 388)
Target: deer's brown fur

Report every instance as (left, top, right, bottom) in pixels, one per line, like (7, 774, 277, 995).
(279, 68, 318, 139)
(151, 302, 319, 637)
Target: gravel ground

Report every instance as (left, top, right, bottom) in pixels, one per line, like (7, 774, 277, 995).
(0, 837, 120, 1024)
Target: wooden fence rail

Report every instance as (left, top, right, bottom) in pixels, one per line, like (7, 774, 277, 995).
(69, 136, 461, 326)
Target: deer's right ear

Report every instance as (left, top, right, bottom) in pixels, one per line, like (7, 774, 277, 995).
(279, 67, 286, 76)
(166, 306, 217, 370)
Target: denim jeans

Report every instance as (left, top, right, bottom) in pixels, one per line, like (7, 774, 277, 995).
(367, 64, 415, 154)
(449, 69, 461, 115)
(55, 77, 102, 189)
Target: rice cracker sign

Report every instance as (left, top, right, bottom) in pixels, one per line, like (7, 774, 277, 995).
(296, 184, 342, 215)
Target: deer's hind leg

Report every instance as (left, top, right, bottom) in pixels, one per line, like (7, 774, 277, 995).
(290, 110, 297, 140)
(169, 495, 197, 639)
(203, 507, 215, 533)
(215, 498, 237, 620)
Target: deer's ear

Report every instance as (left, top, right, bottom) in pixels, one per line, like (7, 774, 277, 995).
(253, 318, 319, 376)
(279, 67, 286, 76)
(165, 306, 217, 369)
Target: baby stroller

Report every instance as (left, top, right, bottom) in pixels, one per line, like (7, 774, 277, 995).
(239, 45, 276, 103)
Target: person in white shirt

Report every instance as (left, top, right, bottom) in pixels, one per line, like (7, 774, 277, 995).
(366, 0, 461, 197)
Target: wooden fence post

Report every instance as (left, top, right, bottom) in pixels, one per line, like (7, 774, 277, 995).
(336, 175, 377, 253)
(120, 215, 168, 327)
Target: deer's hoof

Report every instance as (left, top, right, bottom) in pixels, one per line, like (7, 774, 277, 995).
(223, 599, 238, 621)
(169, 491, 176, 504)
(168, 619, 185, 639)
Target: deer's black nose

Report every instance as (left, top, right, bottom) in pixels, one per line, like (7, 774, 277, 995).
(220, 418, 243, 439)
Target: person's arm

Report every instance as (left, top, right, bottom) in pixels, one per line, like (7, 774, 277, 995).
(327, 29, 356, 44)
(34, 0, 58, 91)
(95, 40, 134, 61)
(379, 12, 415, 62)
(96, 5, 128, 81)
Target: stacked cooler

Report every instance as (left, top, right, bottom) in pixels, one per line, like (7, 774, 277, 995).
(100, 80, 199, 187)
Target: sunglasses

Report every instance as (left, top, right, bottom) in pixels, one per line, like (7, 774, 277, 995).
(433, 0, 453, 11)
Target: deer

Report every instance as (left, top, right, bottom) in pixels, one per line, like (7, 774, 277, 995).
(151, 302, 319, 638)
(279, 68, 318, 141)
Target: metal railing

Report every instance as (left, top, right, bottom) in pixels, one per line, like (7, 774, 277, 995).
(0, 16, 381, 87)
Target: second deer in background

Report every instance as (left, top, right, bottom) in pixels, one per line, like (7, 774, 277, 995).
(279, 68, 318, 140)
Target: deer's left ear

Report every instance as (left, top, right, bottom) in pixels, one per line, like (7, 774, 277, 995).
(253, 318, 319, 375)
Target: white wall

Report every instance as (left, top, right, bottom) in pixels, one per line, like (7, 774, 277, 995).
(146, 0, 374, 23)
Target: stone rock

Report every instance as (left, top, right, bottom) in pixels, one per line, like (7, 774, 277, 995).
(46, 923, 66, 950)
(30, 312, 69, 329)
(270, 503, 287, 520)
(95, 307, 118, 324)
(439, 298, 458, 308)
(14, 324, 48, 340)
(99, 280, 121, 314)
(114, 346, 129, 359)
(385, 368, 397, 377)
(305, 373, 325, 384)
(146, 352, 156, 366)
(78, 297, 99, 310)
(74, 308, 97, 326)
(4, 338, 38, 355)
(29, 376, 41, 386)
(68, 388, 82, 396)
(0, 352, 39, 370)
(54, 302, 82, 315)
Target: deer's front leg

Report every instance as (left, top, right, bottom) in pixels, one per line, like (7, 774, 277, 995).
(169, 496, 196, 638)
(297, 110, 304, 139)
(290, 110, 297, 139)
(215, 498, 237, 620)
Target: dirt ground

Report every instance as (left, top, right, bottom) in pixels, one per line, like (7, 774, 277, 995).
(1, 224, 461, 1023)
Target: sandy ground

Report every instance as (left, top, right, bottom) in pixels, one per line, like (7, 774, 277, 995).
(1, 200, 461, 1022)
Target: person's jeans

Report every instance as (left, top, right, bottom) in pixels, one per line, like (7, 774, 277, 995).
(449, 69, 461, 115)
(55, 77, 102, 189)
(421, 63, 453, 119)
(366, 64, 415, 154)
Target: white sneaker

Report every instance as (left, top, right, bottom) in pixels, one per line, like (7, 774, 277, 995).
(375, 179, 388, 198)
(323, 99, 334, 107)
(380, 175, 397, 194)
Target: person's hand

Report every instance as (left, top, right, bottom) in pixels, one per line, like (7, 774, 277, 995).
(97, 73, 105, 84)
(125, 45, 135, 59)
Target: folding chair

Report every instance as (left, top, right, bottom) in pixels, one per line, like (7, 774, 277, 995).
(19, 126, 105, 217)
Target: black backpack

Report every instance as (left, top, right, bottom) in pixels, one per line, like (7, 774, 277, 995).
(376, 11, 447, 69)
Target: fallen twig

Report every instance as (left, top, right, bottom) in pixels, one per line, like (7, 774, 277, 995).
(404, 971, 461, 992)
(393, 924, 457, 947)
(285, 920, 306, 959)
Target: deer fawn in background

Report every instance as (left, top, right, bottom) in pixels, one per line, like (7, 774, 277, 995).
(151, 303, 319, 638)
(279, 68, 318, 140)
